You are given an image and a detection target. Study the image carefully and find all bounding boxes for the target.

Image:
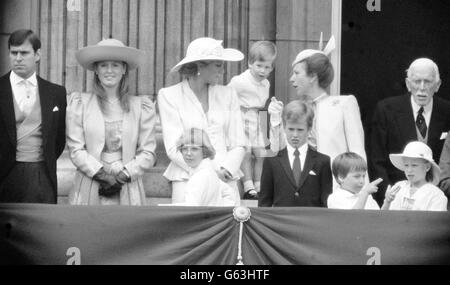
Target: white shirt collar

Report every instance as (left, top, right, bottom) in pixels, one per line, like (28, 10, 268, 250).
(335, 187, 358, 198)
(286, 141, 308, 156)
(410, 95, 432, 115)
(10, 71, 38, 87)
(286, 142, 308, 169)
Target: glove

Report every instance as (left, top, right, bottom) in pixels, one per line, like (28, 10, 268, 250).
(268, 97, 283, 127)
(110, 161, 125, 176)
(93, 168, 117, 187)
(115, 169, 131, 184)
(93, 168, 122, 197)
(98, 183, 122, 197)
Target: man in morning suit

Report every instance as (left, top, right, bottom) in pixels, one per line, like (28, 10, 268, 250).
(259, 100, 332, 207)
(370, 58, 450, 205)
(0, 29, 67, 203)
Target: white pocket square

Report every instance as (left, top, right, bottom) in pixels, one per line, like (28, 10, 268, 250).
(440, 132, 448, 140)
(52, 106, 59, 112)
(309, 170, 316, 176)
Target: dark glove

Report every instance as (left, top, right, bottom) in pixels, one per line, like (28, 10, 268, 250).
(98, 183, 122, 197)
(115, 169, 131, 185)
(94, 168, 122, 197)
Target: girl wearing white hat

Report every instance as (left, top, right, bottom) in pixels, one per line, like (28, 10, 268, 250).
(158, 37, 246, 205)
(267, 37, 367, 190)
(382, 141, 447, 211)
(66, 38, 157, 205)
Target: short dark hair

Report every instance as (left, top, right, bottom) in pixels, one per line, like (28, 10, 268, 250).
(8, 29, 41, 52)
(282, 100, 314, 129)
(332, 152, 367, 183)
(302, 53, 334, 89)
(178, 61, 209, 78)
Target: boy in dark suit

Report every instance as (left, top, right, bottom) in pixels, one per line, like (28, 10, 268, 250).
(258, 100, 332, 207)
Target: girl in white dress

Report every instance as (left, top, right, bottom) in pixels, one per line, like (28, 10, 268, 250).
(383, 141, 447, 211)
(160, 128, 235, 207)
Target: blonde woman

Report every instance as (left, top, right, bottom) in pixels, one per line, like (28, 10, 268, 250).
(158, 37, 246, 206)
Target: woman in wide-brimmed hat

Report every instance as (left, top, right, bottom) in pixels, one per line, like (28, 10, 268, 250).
(381, 141, 447, 211)
(66, 38, 157, 205)
(158, 37, 245, 205)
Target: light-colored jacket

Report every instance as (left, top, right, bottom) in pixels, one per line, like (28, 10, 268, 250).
(66, 92, 157, 205)
(158, 80, 246, 181)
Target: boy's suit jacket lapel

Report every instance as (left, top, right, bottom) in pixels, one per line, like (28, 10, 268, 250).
(0, 72, 17, 146)
(297, 146, 316, 189)
(277, 148, 297, 189)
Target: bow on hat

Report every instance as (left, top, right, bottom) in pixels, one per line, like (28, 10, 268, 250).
(292, 33, 336, 66)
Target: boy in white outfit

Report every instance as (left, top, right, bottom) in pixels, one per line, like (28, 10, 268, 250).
(328, 152, 382, 210)
(228, 41, 277, 199)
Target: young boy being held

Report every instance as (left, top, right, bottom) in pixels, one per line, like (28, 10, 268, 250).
(328, 152, 382, 210)
(228, 41, 277, 200)
(258, 100, 332, 207)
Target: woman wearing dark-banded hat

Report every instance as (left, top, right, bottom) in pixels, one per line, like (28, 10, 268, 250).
(67, 39, 157, 205)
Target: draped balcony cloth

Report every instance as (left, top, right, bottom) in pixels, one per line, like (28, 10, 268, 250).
(0, 204, 449, 265)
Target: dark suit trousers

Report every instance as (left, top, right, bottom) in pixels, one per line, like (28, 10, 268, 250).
(0, 162, 55, 204)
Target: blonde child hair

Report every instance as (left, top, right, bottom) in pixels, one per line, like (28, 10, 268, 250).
(176, 128, 216, 160)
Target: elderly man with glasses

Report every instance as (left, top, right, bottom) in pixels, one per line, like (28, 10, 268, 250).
(369, 58, 450, 205)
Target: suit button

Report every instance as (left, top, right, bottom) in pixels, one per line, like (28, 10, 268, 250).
(295, 193, 299, 197)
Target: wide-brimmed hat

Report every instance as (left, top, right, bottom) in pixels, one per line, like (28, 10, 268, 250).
(292, 35, 336, 66)
(389, 141, 441, 185)
(170, 37, 244, 73)
(75, 38, 144, 71)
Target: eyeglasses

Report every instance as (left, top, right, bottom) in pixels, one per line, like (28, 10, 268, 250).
(180, 146, 203, 153)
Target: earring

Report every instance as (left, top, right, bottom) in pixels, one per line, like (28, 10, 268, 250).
(197, 72, 201, 76)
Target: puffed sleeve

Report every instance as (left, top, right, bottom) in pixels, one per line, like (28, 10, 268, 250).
(66, 92, 103, 177)
(157, 88, 190, 172)
(124, 96, 157, 180)
(220, 87, 246, 175)
(343, 95, 366, 160)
